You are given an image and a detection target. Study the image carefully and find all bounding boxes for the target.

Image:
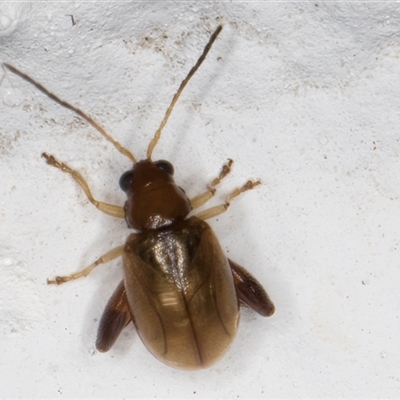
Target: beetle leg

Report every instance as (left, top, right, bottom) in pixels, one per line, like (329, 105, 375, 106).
(229, 259, 275, 317)
(190, 159, 233, 209)
(47, 245, 124, 285)
(42, 153, 125, 218)
(96, 280, 133, 352)
(193, 179, 261, 220)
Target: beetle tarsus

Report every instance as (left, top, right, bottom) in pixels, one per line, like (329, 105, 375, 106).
(47, 276, 73, 285)
(226, 179, 262, 204)
(190, 159, 234, 210)
(210, 158, 234, 187)
(42, 152, 125, 218)
(194, 179, 262, 221)
(47, 246, 124, 286)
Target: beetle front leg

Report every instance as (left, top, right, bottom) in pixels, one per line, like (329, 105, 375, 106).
(229, 259, 275, 317)
(42, 153, 125, 218)
(47, 245, 124, 285)
(190, 159, 233, 209)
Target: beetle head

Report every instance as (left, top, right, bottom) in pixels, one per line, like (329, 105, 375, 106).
(119, 159, 192, 230)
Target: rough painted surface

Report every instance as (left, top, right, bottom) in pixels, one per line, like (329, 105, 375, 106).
(1, 2, 400, 397)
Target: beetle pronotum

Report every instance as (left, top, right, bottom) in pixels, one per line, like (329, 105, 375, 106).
(4, 25, 275, 370)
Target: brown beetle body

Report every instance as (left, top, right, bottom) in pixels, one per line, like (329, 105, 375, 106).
(124, 217, 239, 369)
(4, 25, 275, 370)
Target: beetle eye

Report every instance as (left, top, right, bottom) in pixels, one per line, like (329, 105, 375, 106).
(154, 160, 174, 175)
(119, 170, 134, 192)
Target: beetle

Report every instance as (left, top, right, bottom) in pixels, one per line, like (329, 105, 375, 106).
(4, 25, 275, 370)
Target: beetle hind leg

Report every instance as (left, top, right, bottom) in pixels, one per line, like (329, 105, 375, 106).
(229, 259, 275, 317)
(190, 159, 233, 209)
(42, 153, 125, 218)
(96, 280, 133, 352)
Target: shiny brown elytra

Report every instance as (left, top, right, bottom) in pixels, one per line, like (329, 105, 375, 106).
(4, 25, 275, 370)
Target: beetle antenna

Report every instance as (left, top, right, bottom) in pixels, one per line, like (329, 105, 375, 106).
(146, 25, 223, 160)
(3, 63, 137, 164)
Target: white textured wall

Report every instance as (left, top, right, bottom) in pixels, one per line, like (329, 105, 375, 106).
(1, 2, 400, 398)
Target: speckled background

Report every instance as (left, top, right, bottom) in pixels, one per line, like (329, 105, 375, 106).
(1, 2, 400, 398)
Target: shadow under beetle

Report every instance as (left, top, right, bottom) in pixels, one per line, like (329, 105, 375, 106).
(4, 25, 275, 370)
